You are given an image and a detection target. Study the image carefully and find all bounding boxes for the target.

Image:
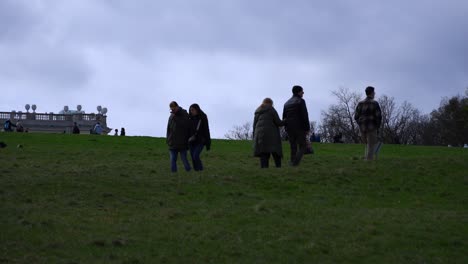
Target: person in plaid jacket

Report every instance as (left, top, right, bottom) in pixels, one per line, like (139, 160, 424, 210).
(354, 86, 382, 160)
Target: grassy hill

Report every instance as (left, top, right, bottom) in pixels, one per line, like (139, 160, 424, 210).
(0, 133, 467, 263)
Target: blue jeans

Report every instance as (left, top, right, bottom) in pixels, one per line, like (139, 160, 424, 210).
(169, 150, 191, 173)
(190, 144, 204, 171)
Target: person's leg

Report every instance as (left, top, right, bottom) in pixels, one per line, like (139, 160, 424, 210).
(272, 153, 282, 168)
(361, 132, 368, 159)
(366, 130, 378, 160)
(180, 150, 192, 171)
(169, 150, 178, 173)
(191, 144, 204, 171)
(295, 130, 307, 166)
(288, 131, 298, 165)
(260, 153, 270, 168)
(189, 146, 195, 169)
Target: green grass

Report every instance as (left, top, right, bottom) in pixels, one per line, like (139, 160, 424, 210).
(0, 133, 467, 263)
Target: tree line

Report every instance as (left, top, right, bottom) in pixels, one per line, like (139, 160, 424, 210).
(225, 87, 468, 146)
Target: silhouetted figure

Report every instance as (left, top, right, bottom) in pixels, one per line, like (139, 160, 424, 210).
(253, 98, 284, 168)
(283, 85, 310, 166)
(3, 119, 16, 132)
(354, 86, 382, 160)
(72, 122, 80, 134)
(114, 129, 118, 136)
(188, 104, 211, 171)
(120, 127, 125, 136)
(167, 101, 191, 172)
(16, 122, 24, 132)
(333, 133, 344, 143)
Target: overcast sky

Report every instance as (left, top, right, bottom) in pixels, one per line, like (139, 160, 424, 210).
(1, 0, 467, 137)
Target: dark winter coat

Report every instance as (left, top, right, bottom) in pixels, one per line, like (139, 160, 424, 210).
(166, 107, 191, 150)
(253, 106, 284, 157)
(189, 113, 211, 150)
(283, 95, 310, 132)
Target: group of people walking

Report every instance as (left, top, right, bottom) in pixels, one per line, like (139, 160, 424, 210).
(167, 85, 382, 172)
(166, 102, 211, 172)
(253, 85, 311, 168)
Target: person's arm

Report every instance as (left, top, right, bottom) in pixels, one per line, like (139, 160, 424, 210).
(204, 115, 211, 150)
(300, 100, 310, 131)
(253, 113, 259, 137)
(272, 108, 284, 127)
(354, 103, 362, 122)
(375, 102, 382, 129)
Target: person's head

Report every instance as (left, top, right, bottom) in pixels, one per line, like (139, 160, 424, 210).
(121, 127, 125, 131)
(115, 129, 118, 132)
(292, 85, 304, 97)
(261, 98, 273, 108)
(169, 101, 179, 113)
(189, 104, 201, 116)
(365, 86, 375, 98)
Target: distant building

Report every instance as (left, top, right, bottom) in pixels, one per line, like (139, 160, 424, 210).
(1, 105, 112, 134)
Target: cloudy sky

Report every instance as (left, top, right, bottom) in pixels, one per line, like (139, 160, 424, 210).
(1, 0, 467, 137)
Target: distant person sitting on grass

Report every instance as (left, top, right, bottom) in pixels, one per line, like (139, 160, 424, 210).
(3, 119, 16, 132)
(16, 122, 24, 132)
(114, 129, 118, 136)
(354, 86, 382, 160)
(92, 122, 103, 135)
(120, 127, 126, 136)
(167, 101, 191, 173)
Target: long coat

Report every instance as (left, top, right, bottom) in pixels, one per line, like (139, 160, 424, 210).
(167, 107, 191, 150)
(189, 113, 212, 150)
(253, 106, 284, 157)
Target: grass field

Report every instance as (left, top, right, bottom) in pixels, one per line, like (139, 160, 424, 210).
(0, 133, 467, 263)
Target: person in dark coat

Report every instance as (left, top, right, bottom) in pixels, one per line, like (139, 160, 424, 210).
(3, 119, 16, 132)
(120, 127, 126, 136)
(188, 104, 211, 171)
(283, 85, 310, 166)
(167, 101, 192, 172)
(72, 122, 80, 134)
(253, 98, 284, 168)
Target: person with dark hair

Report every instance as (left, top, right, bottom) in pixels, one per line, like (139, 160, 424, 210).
(253, 98, 284, 168)
(120, 128, 126, 136)
(3, 119, 16, 132)
(72, 122, 80, 134)
(283, 85, 310, 166)
(188, 103, 211, 171)
(114, 129, 118, 136)
(354, 86, 382, 160)
(167, 101, 192, 172)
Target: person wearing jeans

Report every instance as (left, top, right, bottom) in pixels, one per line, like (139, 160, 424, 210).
(188, 104, 211, 171)
(166, 101, 192, 173)
(169, 149, 191, 172)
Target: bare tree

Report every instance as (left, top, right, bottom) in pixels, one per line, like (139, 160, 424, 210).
(320, 87, 361, 143)
(224, 122, 253, 140)
(380, 95, 422, 144)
